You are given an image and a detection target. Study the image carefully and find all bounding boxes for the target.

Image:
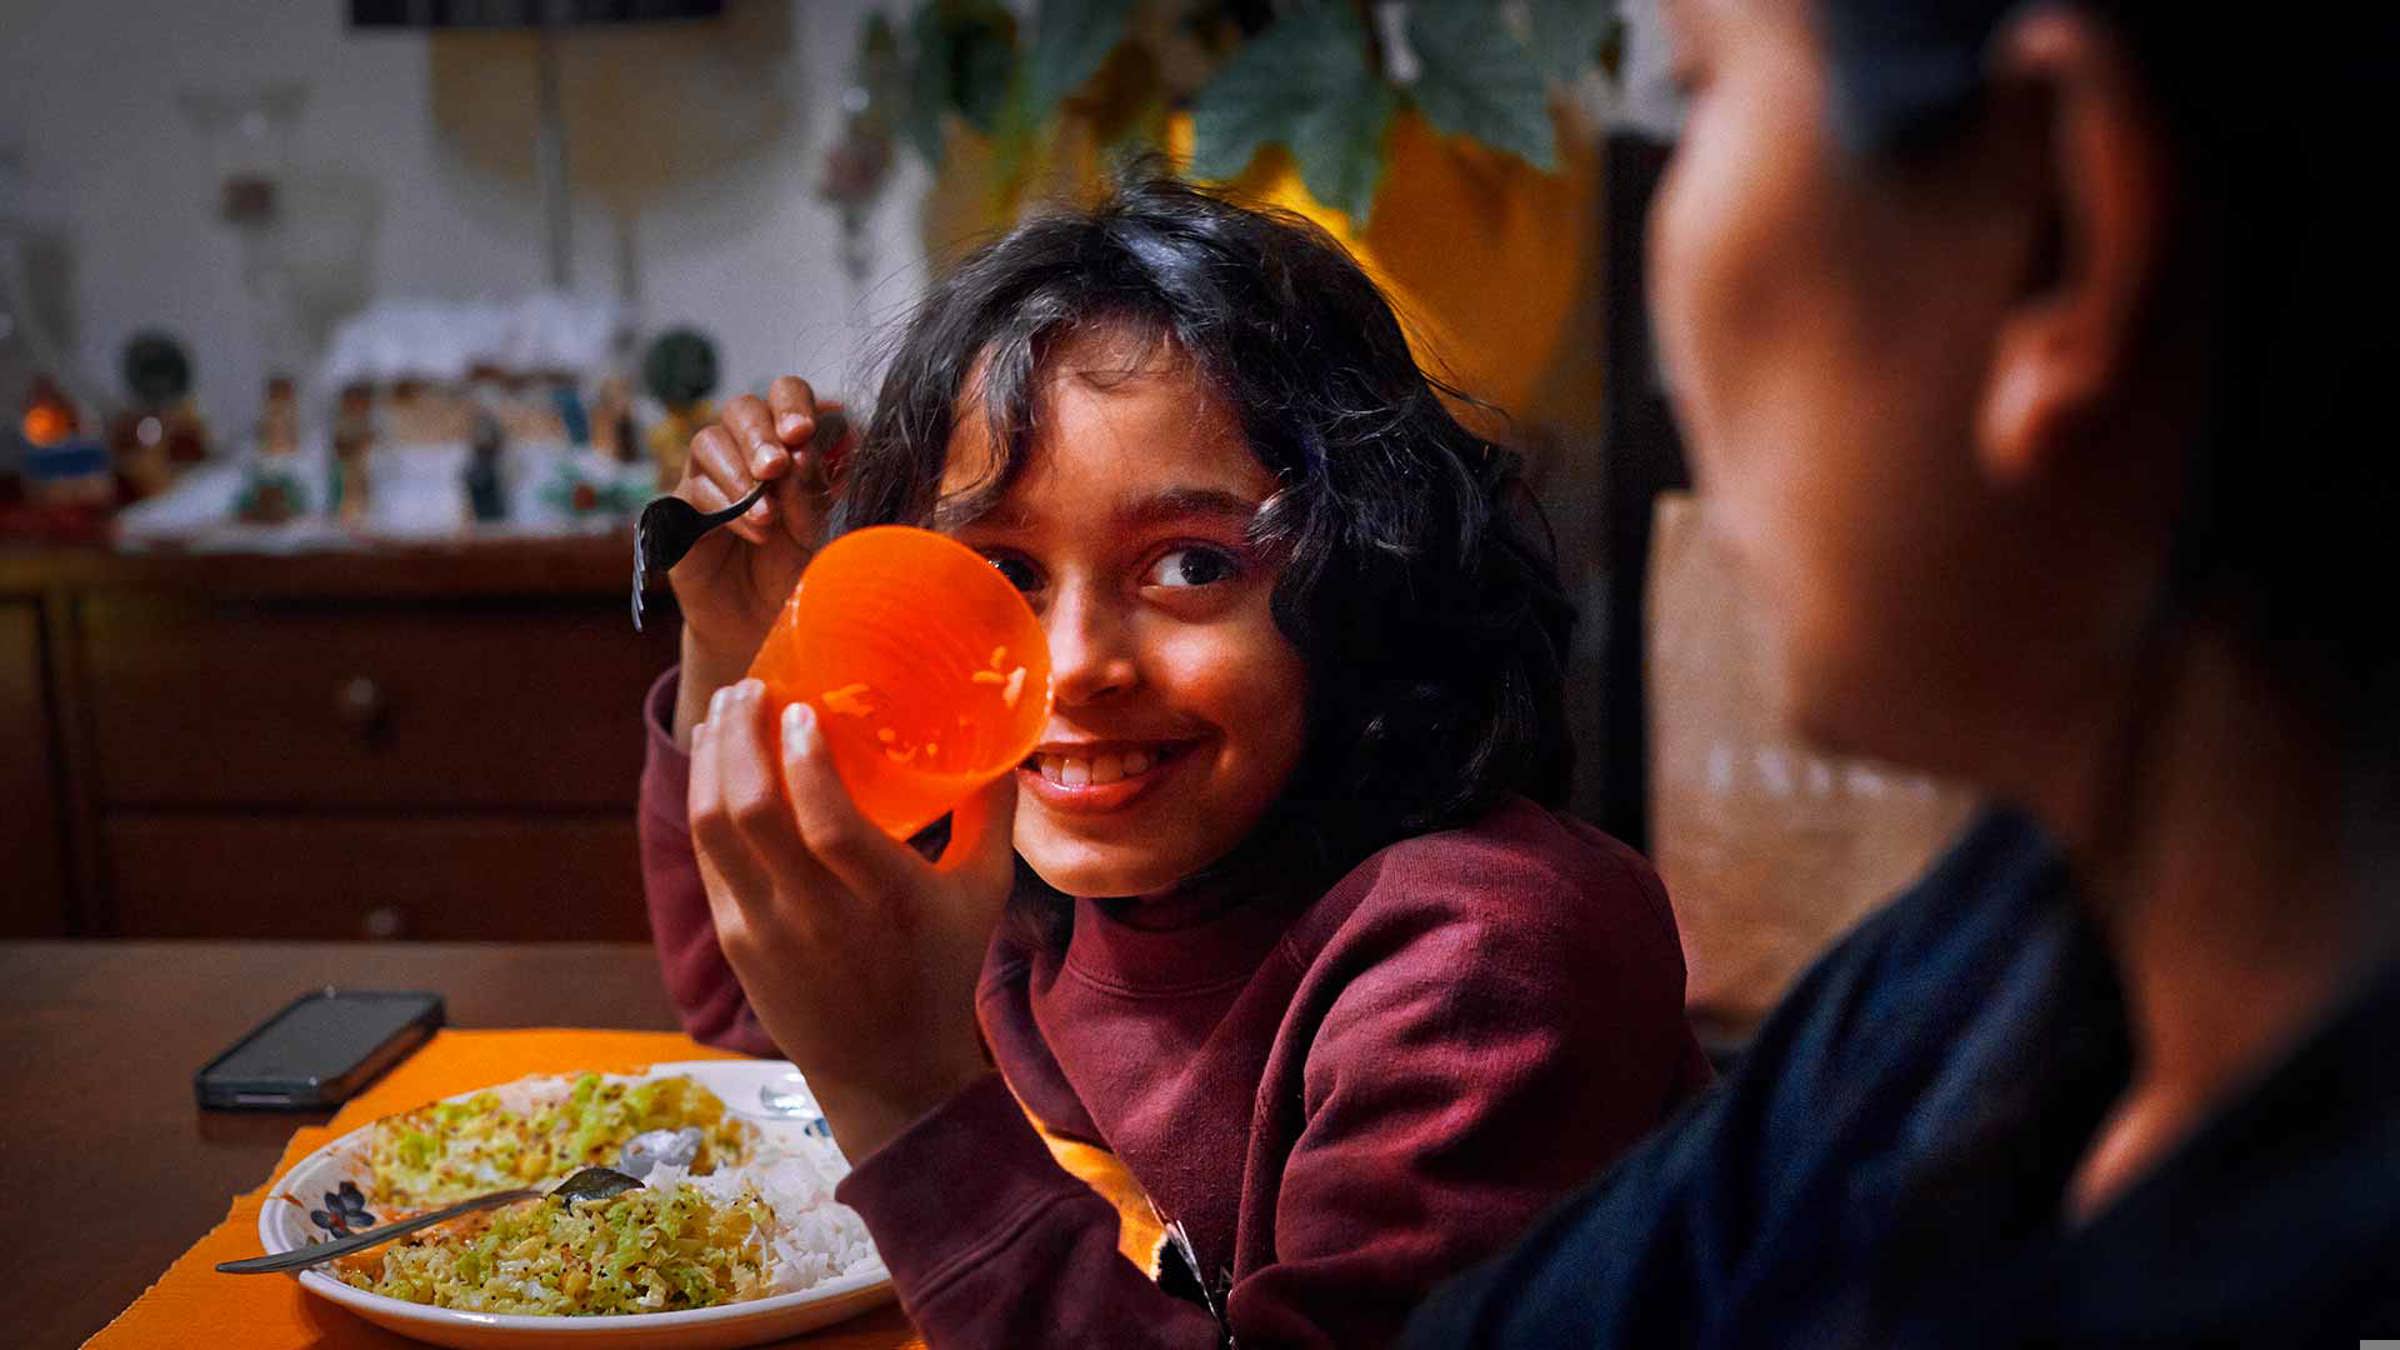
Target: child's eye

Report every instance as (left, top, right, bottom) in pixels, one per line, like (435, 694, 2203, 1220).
(1143, 546, 1240, 590)
(986, 553, 1043, 593)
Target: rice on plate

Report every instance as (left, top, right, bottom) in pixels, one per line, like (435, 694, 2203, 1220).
(311, 1069, 880, 1318)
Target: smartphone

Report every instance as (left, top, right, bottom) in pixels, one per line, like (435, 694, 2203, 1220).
(195, 989, 445, 1110)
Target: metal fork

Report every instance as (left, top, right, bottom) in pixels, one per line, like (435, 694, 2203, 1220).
(631, 483, 764, 631)
(215, 1165, 645, 1275)
(630, 410, 847, 631)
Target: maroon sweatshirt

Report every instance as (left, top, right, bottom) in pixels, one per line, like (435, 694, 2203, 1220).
(639, 671, 1710, 1346)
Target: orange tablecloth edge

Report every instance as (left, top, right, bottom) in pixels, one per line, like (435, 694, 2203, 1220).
(88, 1028, 922, 1350)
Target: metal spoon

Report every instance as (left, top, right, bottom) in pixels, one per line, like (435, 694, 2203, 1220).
(629, 409, 848, 632)
(216, 1164, 646, 1276)
(615, 1125, 703, 1179)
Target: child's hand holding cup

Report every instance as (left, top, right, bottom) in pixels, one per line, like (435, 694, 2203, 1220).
(688, 528, 1054, 1160)
(748, 526, 1054, 840)
(668, 376, 855, 748)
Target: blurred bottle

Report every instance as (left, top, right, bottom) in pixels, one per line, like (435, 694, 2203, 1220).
(590, 376, 636, 466)
(21, 374, 112, 510)
(108, 331, 211, 503)
(233, 375, 304, 524)
(641, 329, 717, 492)
(463, 411, 507, 524)
(330, 380, 375, 526)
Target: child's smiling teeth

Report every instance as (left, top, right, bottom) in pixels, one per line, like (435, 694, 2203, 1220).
(1031, 745, 1176, 786)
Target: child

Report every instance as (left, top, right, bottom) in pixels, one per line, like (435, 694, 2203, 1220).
(641, 178, 1708, 1346)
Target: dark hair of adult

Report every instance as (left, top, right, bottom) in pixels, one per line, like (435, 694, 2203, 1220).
(1816, 0, 2395, 711)
(829, 175, 1576, 927)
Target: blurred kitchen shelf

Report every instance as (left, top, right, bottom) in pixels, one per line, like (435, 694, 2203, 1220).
(0, 534, 678, 940)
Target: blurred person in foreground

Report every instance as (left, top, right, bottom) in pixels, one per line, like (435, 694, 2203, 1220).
(1409, 0, 2398, 1344)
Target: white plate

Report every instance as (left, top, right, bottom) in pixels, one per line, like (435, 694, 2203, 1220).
(255, 1061, 893, 1349)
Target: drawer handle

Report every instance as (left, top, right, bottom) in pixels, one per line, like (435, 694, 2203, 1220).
(362, 905, 407, 940)
(335, 675, 390, 738)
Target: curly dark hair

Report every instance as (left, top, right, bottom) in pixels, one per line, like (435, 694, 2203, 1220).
(828, 175, 1576, 919)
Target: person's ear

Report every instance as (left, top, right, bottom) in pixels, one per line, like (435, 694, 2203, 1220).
(1977, 6, 2171, 489)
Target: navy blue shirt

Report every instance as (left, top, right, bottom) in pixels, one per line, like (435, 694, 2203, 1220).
(1408, 811, 2400, 1347)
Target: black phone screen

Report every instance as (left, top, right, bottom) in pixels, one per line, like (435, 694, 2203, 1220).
(214, 992, 432, 1079)
(198, 990, 444, 1108)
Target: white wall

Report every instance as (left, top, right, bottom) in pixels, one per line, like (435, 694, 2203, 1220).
(0, 0, 929, 437)
(1609, 0, 1686, 141)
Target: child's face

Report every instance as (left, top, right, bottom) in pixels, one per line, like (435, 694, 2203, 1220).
(941, 329, 1309, 899)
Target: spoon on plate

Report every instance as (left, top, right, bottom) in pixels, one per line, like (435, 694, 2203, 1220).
(216, 1128, 702, 1276)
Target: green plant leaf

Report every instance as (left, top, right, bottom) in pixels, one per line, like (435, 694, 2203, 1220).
(858, 13, 906, 130)
(1407, 0, 1558, 171)
(1188, 2, 1396, 224)
(1525, 0, 1620, 86)
(904, 0, 1021, 164)
(950, 1, 1020, 133)
(1022, 0, 1141, 125)
(903, 4, 948, 164)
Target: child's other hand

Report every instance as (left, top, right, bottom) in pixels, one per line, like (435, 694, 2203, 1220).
(688, 678, 1013, 1161)
(670, 377, 856, 746)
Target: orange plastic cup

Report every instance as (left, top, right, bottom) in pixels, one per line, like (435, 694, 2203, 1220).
(747, 525, 1053, 839)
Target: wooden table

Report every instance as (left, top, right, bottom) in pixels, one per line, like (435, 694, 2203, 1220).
(0, 940, 683, 1350)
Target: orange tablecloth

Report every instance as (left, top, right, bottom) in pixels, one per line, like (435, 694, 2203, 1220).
(90, 1029, 923, 1350)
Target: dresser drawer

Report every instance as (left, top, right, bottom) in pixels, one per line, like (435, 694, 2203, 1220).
(2, 600, 68, 934)
(83, 597, 672, 810)
(104, 814, 650, 940)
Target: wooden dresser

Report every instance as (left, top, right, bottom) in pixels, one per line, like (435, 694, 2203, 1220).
(1, 540, 679, 941)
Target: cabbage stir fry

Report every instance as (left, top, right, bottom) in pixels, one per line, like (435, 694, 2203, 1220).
(365, 1073, 754, 1209)
(306, 1072, 877, 1318)
(337, 1183, 778, 1315)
